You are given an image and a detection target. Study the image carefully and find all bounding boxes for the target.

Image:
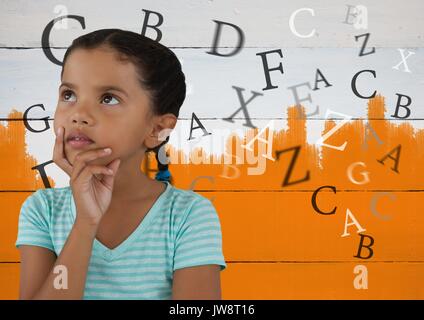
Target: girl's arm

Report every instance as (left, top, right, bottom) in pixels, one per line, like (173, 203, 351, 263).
(171, 196, 226, 299)
(172, 265, 222, 299)
(19, 217, 97, 300)
(19, 127, 121, 299)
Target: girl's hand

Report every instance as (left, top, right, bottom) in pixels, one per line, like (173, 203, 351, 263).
(53, 126, 121, 227)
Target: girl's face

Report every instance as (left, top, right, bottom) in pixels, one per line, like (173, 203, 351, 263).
(54, 47, 157, 166)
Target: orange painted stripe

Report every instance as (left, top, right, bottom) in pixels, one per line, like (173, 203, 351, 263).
(220, 262, 424, 299)
(3, 191, 423, 262)
(2, 262, 423, 300)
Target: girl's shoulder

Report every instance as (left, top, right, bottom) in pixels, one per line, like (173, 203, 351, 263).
(36, 185, 73, 206)
(168, 183, 214, 208)
(166, 183, 218, 218)
(21, 186, 73, 220)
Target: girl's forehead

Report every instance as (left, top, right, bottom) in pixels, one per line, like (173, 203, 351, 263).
(67, 47, 133, 69)
(63, 48, 143, 90)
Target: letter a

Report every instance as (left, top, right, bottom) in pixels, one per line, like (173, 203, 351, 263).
(53, 265, 68, 290)
(241, 120, 276, 161)
(188, 112, 212, 140)
(353, 265, 368, 289)
(341, 208, 366, 237)
(377, 144, 401, 173)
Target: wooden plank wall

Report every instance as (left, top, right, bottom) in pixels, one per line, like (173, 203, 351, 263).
(1, 0, 423, 299)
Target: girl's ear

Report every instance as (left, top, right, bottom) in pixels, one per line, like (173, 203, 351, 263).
(144, 113, 177, 150)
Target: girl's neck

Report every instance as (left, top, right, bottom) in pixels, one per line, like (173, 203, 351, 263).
(110, 151, 157, 204)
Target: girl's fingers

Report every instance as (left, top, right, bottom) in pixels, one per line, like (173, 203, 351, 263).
(106, 158, 121, 173)
(100, 158, 121, 188)
(71, 148, 113, 181)
(78, 164, 116, 188)
(53, 126, 73, 176)
(53, 126, 117, 184)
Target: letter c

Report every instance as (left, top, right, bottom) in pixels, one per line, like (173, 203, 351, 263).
(311, 185, 337, 215)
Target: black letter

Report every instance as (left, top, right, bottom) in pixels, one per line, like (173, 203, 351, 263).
(206, 20, 244, 57)
(351, 69, 376, 99)
(33, 160, 55, 188)
(354, 33, 375, 57)
(377, 144, 401, 173)
(222, 86, 263, 129)
(188, 113, 212, 140)
(354, 233, 375, 259)
(275, 145, 310, 187)
(390, 93, 412, 119)
(311, 185, 337, 215)
(312, 68, 332, 91)
(42, 15, 85, 65)
(140, 9, 164, 42)
(256, 49, 284, 91)
(23, 104, 50, 133)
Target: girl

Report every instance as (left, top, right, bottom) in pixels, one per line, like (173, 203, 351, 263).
(15, 29, 226, 300)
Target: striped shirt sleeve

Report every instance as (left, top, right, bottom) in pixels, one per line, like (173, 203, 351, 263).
(173, 196, 226, 272)
(15, 189, 54, 252)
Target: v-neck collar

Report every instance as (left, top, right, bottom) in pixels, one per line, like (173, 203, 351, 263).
(68, 181, 171, 261)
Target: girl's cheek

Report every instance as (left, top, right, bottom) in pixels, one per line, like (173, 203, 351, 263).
(53, 116, 59, 131)
(52, 120, 57, 135)
(53, 111, 60, 130)
(53, 109, 66, 129)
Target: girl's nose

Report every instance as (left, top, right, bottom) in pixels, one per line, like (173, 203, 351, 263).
(72, 118, 89, 125)
(70, 105, 94, 125)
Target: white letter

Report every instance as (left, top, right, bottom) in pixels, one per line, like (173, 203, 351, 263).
(316, 109, 352, 151)
(241, 120, 275, 175)
(347, 162, 370, 185)
(353, 265, 368, 289)
(341, 208, 366, 237)
(241, 120, 275, 161)
(354, 5, 368, 30)
(392, 48, 415, 73)
(53, 5, 68, 30)
(53, 265, 68, 289)
(289, 8, 316, 38)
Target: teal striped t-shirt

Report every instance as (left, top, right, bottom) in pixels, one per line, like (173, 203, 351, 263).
(15, 181, 226, 299)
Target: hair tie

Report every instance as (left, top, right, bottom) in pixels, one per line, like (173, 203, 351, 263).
(155, 168, 171, 181)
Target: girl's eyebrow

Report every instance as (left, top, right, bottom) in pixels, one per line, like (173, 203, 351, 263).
(59, 82, 128, 97)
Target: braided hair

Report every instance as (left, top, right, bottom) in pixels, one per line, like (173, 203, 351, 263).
(61, 29, 186, 183)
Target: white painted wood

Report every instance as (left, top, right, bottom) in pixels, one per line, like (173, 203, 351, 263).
(1, 47, 424, 120)
(0, 0, 423, 48)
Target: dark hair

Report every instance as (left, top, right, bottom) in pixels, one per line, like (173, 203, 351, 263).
(60, 28, 186, 183)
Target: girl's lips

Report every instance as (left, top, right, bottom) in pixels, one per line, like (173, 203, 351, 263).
(67, 139, 94, 149)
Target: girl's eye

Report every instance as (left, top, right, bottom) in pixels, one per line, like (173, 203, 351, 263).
(60, 90, 120, 106)
(102, 94, 120, 105)
(62, 90, 76, 102)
